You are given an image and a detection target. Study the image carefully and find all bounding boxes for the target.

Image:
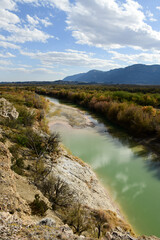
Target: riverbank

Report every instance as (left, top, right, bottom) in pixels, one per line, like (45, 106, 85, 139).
(46, 99, 123, 216)
(44, 95, 160, 237)
(36, 89, 160, 160)
(0, 92, 136, 239)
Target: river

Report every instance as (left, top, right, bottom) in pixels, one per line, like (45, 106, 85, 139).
(46, 96, 160, 237)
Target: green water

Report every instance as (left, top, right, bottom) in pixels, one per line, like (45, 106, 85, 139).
(48, 97, 160, 237)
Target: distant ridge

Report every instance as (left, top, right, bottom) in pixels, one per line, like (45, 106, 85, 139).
(63, 64, 160, 85)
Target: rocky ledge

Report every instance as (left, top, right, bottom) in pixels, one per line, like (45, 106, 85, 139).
(49, 145, 121, 216)
(0, 98, 19, 120)
(0, 97, 160, 240)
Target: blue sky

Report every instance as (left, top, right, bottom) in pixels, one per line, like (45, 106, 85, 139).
(1, 0, 160, 82)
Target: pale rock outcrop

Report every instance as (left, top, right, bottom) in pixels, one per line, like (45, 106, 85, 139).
(49, 147, 121, 217)
(0, 98, 19, 120)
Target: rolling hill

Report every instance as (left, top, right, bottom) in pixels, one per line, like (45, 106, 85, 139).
(63, 64, 160, 85)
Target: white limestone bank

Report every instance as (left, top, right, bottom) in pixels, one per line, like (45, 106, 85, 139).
(46, 100, 122, 217)
(51, 145, 121, 215)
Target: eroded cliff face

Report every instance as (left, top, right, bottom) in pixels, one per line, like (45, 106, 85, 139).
(0, 141, 133, 240)
(0, 142, 132, 240)
(50, 145, 121, 215)
(0, 97, 159, 240)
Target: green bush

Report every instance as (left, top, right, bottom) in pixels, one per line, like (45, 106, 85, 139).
(17, 106, 35, 127)
(11, 164, 23, 175)
(11, 157, 24, 175)
(29, 194, 48, 216)
(0, 118, 19, 129)
(14, 129, 60, 157)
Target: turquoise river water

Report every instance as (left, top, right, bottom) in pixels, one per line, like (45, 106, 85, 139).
(47, 97, 160, 237)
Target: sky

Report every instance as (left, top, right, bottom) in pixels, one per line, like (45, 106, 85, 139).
(1, 0, 160, 82)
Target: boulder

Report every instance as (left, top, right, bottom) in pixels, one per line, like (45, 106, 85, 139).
(0, 98, 19, 120)
(38, 218, 56, 227)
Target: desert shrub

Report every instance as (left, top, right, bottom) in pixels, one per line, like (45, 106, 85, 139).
(91, 209, 134, 238)
(17, 106, 36, 127)
(9, 144, 19, 158)
(14, 132, 30, 147)
(33, 159, 53, 184)
(24, 93, 49, 110)
(0, 107, 35, 129)
(11, 158, 24, 175)
(15, 157, 24, 168)
(36, 109, 45, 122)
(29, 194, 48, 216)
(11, 164, 23, 175)
(0, 118, 19, 129)
(63, 203, 91, 236)
(41, 177, 74, 210)
(91, 210, 109, 238)
(39, 118, 49, 133)
(63, 203, 92, 236)
(14, 128, 60, 157)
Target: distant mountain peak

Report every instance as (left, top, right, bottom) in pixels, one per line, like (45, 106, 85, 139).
(62, 64, 160, 85)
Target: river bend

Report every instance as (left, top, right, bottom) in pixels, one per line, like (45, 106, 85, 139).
(46, 96, 160, 237)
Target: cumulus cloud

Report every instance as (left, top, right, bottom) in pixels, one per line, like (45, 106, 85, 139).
(109, 50, 160, 64)
(27, 15, 39, 26)
(61, 0, 160, 51)
(146, 10, 157, 22)
(0, 52, 15, 58)
(0, 0, 52, 46)
(16, 0, 70, 11)
(27, 15, 52, 27)
(43, 0, 71, 12)
(0, 41, 20, 49)
(0, 0, 16, 10)
(20, 49, 121, 70)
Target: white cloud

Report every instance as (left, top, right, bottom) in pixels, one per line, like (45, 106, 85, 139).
(6, 26, 51, 43)
(16, 0, 70, 11)
(20, 49, 121, 70)
(0, 0, 16, 10)
(0, 41, 20, 49)
(0, 9, 20, 28)
(44, 0, 71, 12)
(27, 15, 39, 26)
(109, 50, 160, 64)
(61, 0, 160, 51)
(0, 1, 52, 46)
(146, 10, 157, 22)
(156, 6, 160, 11)
(27, 15, 52, 27)
(0, 52, 15, 58)
(40, 17, 52, 27)
(15, 0, 39, 6)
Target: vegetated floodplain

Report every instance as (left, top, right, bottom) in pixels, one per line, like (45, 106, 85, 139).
(35, 84, 160, 236)
(2, 84, 160, 237)
(36, 84, 160, 157)
(47, 95, 160, 237)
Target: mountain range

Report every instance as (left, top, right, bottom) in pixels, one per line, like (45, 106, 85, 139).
(63, 64, 160, 85)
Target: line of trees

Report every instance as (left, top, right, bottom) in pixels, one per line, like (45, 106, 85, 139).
(36, 87, 160, 139)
